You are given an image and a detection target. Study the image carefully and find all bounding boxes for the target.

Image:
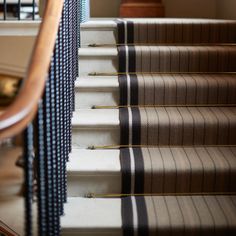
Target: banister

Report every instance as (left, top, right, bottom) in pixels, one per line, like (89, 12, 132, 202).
(0, 0, 64, 140)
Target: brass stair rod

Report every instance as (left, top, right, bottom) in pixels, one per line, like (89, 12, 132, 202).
(89, 72, 236, 76)
(92, 104, 236, 109)
(86, 192, 236, 198)
(88, 144, 236, 150)
(86, 43, 236, 47)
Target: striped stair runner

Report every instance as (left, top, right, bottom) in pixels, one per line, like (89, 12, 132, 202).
(117, 19, 236, 235)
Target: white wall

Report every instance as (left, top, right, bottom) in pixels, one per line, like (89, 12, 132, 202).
(90, 0, 217, 18)
(216, 0, 236, 19)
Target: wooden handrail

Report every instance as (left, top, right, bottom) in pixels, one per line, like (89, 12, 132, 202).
(0, 0, 64, 140)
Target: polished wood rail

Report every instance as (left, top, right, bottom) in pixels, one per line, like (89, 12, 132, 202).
(0, 0, 64, 140)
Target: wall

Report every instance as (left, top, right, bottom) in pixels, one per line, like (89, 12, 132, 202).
(163, 0, 216, 18)
(90, 0, 217, 18)
(90, 0, 121, 17)
(216, 0, 236, 19)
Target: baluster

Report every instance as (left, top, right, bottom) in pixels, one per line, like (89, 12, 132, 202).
(36, 101, 47, 236)
(76, 0, 79, 78)
(69, 0, 73, 154)
(32, 0, 35, 20)
(3, 0, 7, 20)
(23, 123, 34, 236)
(62, 0, 68, 202)
(43, 80, 54, 235)
(18, 0, 21, 20)
(49, 59, 59, 235)
(58, 17, 64, 213)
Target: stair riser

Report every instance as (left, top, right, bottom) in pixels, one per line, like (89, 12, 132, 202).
(79, 56, 117, 77)
(81, 28, 116, 46)
(72, 128, 119, 148)
(68, 175, 121, 197)
(61, 198, 122, 236)
(75, 90, 119, 109)
(79, 47, 236, 76)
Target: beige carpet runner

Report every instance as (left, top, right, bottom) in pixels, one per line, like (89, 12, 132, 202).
(118, 46, 236, 73)
(116, 19, 236, 44)
(118, 74, 236, 106)
(116, 19, 236, 235)
(120, 147, 236, 194)
(122, 196, 236, 236)
(120, 107, 236, 146)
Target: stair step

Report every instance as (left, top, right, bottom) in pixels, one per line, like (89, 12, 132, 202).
(67, 149, 121, 197)
(61, 196, 236, 236)
(75, 77, 119, 109)
(72, 107, 236, 147)
(81, 20, 117, 46)
(72, 109, 119, 148)
(79, 46, 236, 76)
(79, 47, 118, 76)
(81, 19, 236, 46)
(67, 147, 236, 197)
(120, 107, 236, 146)
(61, 197, 122, 236)
(75, 74, 236, 109)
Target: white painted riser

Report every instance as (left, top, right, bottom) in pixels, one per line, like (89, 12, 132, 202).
(67, 149, 121, 197)
(72, 109, 119, 148)
(61, 197, 122, 236)
(75, 77, 119, 109)
(79, 48, 118, 77)
(81, 21, 117, 46)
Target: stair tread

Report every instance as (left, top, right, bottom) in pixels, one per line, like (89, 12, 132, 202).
(79, 47, 117, 57)
(120, 106, 236, 146)
(73, 107, 236, 127)
(81, 19, 236, 29)
(68, 147, 236, 173)
(75, 77, 118, 89)
(61, 196, 236, 235)
(67, 147, 236, 196)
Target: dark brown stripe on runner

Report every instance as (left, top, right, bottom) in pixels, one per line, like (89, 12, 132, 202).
(120, 108, 129, 145)
(120, 149, 132, 194)
(130, 74, 139, 105)
(132, 108, 141, 145)
(136, 197, 149, 236)
(118, 46, 127, 73)
(127, 21, 134, 44)
(118, 74, 128, 105)
(134, 148, 145, 193)
(116, 20, 125, 44)
(128, 46, 136, 73)
(122, 197, 134, 236)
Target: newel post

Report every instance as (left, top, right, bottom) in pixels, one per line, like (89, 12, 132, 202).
(120, 0, 165, 18)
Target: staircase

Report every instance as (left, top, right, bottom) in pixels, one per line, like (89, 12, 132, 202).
(61, 19, 236, 235)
